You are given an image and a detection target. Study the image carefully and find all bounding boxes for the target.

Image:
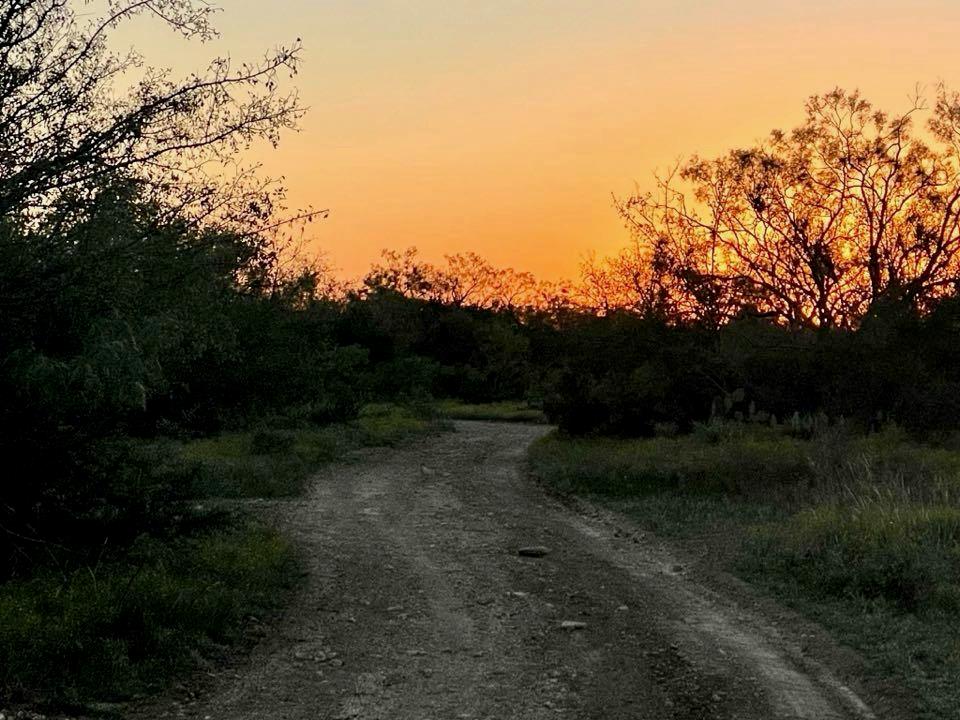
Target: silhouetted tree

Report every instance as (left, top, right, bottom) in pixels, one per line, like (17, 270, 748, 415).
(0, 0, 302, 220)
(615, 88, 960, 328)
(363, 247, 542, 310)
(0, 0, 317, 571)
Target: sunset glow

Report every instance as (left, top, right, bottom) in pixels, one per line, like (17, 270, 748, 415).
(125, 0, 960, 280)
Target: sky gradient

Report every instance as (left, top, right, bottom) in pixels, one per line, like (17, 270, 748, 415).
(127, 1, 960, 280)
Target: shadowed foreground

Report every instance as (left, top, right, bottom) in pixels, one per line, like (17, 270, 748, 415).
(132, 421, 875, 720)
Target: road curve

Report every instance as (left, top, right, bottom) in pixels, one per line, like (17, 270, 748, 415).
(134, 421, 876, 720)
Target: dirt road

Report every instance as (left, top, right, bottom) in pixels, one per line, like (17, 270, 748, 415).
(136, 421, 878, 720)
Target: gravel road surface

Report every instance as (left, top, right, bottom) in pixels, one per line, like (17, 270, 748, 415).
(132, 421, 877, 720)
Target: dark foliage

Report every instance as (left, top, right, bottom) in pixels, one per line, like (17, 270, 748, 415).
(0, 184, 539, 579)
(538, 299, 960, 437)
(335, 289, 533, 403)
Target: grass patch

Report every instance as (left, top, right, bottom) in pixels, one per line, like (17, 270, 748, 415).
(0, 521, 297, 707)
(526, 431, 809, 500)
(358, 402, 448, 444)
(180, 426, 348, 497)
(179, 403, 445, 498)
(528, 426, 960, 719)
(744, 501, 960, 613)
(435, 399, 546, 423)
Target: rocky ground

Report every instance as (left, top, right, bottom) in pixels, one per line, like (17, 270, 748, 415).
(126, 421, 880, 720)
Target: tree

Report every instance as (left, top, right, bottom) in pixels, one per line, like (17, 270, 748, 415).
(0, 1, 314, 567)
(576, 242, 678, 319)
(0, 0, 303, 224)
(614, 88, 960, 328)
(362, 247, 542, 310)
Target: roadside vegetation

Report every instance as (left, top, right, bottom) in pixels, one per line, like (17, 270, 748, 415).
(528, 423, 960, 719)
(178, 404, 445, 498)
(0, 402, 443, 709)
(434, 399, 546, 423)
(0, 522, 297, 708)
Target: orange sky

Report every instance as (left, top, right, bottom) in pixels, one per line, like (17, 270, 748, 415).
(125, 0, 960, 281)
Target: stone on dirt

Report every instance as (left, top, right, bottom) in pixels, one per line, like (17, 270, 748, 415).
(518, 545, 551, 557)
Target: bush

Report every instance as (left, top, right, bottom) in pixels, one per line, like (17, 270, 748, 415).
(534, 299, 960, 438)
(0, 436, 196, 581)
(540, 315, 714, 436)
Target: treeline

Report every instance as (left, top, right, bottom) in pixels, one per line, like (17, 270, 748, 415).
(8, 0, 960, 585)
(337, 262, 960, 439)
(545, 88, 960, 437)
(333, 242, 960, 441)
(10, 182, 960, 575)
(540, 299, 960, 436)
